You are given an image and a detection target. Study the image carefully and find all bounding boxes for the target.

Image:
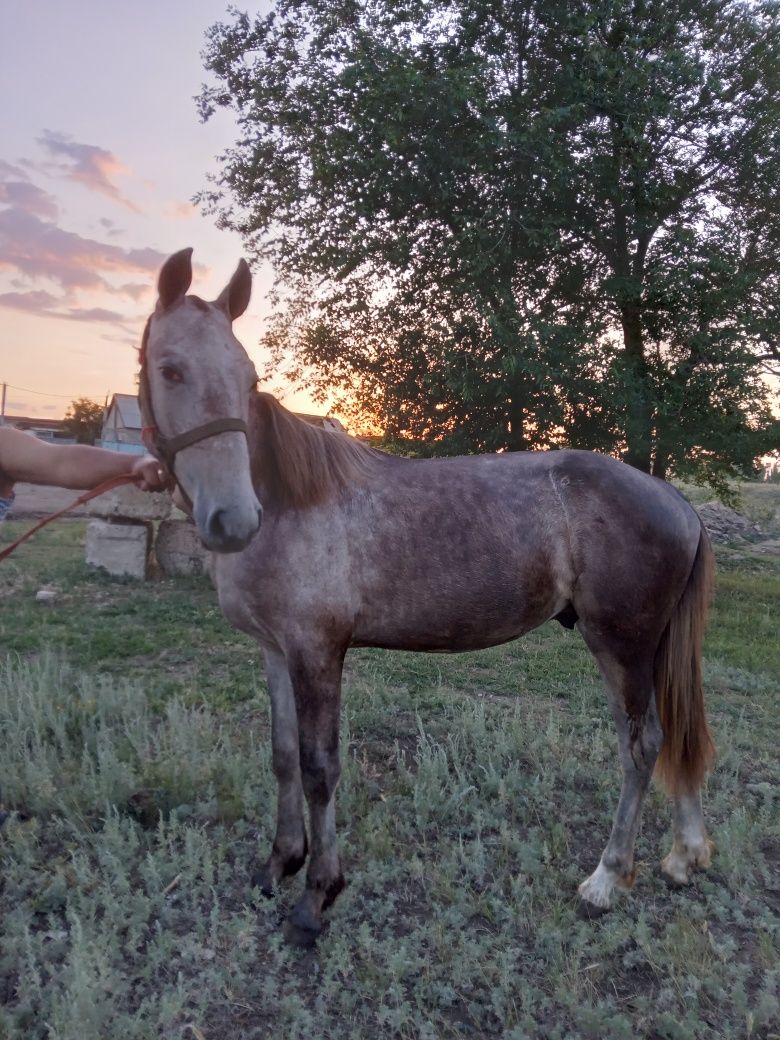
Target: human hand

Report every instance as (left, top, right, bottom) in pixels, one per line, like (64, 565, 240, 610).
(130, 455, 172, 492)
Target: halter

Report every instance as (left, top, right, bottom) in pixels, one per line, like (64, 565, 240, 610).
(138, 319, 248, 475)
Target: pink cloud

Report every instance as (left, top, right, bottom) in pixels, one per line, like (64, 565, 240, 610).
(61, 306, 129, 323)
(0, 207, 166, 291)
(166, 200, 197, 220)
(37, 130, 139, 212)
(0, 160, 27, 179)
(0, 180, 58, 220)
(0, 289, 61, 311)
(0, 151, 199, 336)
(99, 216, 125, 238)
(0, 162, 59, 220)
(0, 287, 132, 326)
(109, 281, 153, 302)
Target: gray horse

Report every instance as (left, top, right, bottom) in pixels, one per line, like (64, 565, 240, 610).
(140, 249, 715, 945)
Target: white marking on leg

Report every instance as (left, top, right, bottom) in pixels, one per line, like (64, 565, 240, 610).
(579, 677, 662, 911)
(579, 860, 620, 909)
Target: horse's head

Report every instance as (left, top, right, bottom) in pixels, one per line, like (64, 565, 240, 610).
(140, 248, 262, 552)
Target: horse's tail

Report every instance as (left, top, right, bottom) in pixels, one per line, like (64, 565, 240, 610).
(654, 522, 716, 796)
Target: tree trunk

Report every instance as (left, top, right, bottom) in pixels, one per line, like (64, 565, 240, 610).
(620, 306, 652, 472)
(507, 397, 526, 452)
(652, 442, 669, 481)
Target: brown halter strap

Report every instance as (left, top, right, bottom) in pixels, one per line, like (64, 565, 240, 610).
(143, 417, 249, 471)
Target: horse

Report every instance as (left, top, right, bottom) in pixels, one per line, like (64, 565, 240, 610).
(139, 249, 716, 946)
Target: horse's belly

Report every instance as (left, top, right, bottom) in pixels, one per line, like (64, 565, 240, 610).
(351, 624, 532, 653)
(351, 579, 561, 653)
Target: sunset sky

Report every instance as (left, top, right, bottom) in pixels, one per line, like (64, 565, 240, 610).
(0, 0, 313, 421)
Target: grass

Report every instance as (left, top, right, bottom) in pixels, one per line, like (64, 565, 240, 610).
(0, 494, 778, 1040)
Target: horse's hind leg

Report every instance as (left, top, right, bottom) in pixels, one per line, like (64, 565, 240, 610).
(662, 789, 712, 884)
(252, 647, 308, 895)
(578, 652, 663, 913)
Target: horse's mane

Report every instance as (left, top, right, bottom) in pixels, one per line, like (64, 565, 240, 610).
(250, 392, 381, 508)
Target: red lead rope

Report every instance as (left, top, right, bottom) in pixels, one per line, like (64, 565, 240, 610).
(0, 474, 139, 564)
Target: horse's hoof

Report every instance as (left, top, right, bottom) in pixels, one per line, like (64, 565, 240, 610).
(577, 898, 610, 921)
(251, 864, 276, 899)
(577, 865, 616, 914)
(284, 901, 322, 948)
(661, 839, 713, 887)
(660, 862, 691, 888)
(284, 917, 321, 948)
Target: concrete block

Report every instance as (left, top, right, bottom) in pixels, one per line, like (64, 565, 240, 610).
(85, 520, 151, 580)
(155, 519, 210, 577)
(88, 483, 172, 522)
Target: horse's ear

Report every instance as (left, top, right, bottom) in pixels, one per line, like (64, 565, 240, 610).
(157, 248, 193, 310)
(216, 259, 252, 321)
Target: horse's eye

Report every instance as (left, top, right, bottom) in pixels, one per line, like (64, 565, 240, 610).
(160, 366, 183, 384)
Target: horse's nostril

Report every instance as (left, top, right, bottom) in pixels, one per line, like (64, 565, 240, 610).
(207, 507, 228, 542)
(201, 499, 263, 549)
(203, 503, 261, 548)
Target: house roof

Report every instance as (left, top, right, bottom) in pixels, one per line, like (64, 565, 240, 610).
(108, 394, 143, 431)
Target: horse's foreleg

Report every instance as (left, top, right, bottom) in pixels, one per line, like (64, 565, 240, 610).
(285, 648, 346, 946)
(252, 647, 308, 896)
(578, 658, 662, 913)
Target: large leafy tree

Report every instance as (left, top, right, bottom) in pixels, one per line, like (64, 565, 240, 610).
(199, 0, 780, 483)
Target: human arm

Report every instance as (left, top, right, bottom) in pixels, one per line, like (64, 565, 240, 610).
(0, 427, 170, 492)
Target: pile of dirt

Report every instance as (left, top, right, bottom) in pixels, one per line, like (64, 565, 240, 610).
(697, 501, 763, 543)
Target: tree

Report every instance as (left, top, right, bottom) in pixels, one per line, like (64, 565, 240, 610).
(64, 398, 104, 445)
(199, 0, 780, 485)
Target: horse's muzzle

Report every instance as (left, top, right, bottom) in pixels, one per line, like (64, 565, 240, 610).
(199, 500, 263, 553)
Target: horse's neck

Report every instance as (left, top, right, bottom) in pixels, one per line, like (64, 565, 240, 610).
(247, 394, 380, 511)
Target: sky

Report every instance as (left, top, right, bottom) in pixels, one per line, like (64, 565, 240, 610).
(0, 0, 314, 420)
